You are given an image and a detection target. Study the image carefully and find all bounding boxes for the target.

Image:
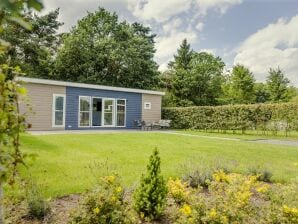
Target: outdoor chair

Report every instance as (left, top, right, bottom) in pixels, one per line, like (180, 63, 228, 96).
(159, 119, 171, 129)
(133, 120, 142, 129)
(141, 120, 153, 131)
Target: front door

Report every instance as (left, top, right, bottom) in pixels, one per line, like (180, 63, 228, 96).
(103, 98, 115, 126)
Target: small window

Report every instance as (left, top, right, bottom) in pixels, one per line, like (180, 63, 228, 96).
(52, 94, 65, 127)
(144, 102, 151, 110)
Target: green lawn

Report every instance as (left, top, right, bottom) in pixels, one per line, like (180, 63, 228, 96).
(10, 132, 298, 198)
(177, 129, 298, 140)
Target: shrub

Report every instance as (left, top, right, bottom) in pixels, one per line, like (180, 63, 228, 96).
(162, 103, 298, 134)
(169, 171, 298, 224)
(26, 181, 50, 220)
(247, 167, 273, 183)
(167, 178, 190, 204)
(133, 148, 167, 220)
(70, 175, 135, 224)
(182, 170, 212, 189)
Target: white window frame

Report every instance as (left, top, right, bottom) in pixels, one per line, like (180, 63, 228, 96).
(144, 102, 151, 110)
(78, 96, 91, 128)
(91, 97, 103, 127)
(116, 99, 126, 127)
(52, 94, 66, 128)
(102, 98, 116, 127)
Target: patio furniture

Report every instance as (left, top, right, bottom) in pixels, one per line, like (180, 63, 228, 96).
(151, 120, 171, 130)
(133, 120, 142, 129)
(141, 120, 153, 131)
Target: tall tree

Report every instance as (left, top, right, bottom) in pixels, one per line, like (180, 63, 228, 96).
(254, 83, 270, 103)
(0, 9, 63, 78)
(266, 68, 290, 102)
(228, 64, 255, 104)
(168, 39, 193, 70)
(54, 8, 159, 89)
(171, 51, 225, 106)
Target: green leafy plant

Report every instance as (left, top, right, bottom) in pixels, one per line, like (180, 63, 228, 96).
(70, 174, 135, 224)
(133, 148, 167, 220)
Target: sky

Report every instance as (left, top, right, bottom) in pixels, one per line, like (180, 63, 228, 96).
(42, 0, 298, 86)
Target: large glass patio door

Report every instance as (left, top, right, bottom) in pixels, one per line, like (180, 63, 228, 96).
(102, 99, 115, 126)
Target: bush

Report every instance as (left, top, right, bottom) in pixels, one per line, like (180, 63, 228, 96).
(26, 181, 50, 220)
(169, 171, 298, 224)
(162, 103, 298, 134)
(133, 148, 167, 220)
(247, 167, 273, 183)
(70, 175, 135, 224)
(167, 178, 190, 204)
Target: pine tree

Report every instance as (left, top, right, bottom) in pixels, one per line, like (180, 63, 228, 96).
(266, 68, 290, 102)
(133, 148, 167, 220)
(168, 38, 193, 70)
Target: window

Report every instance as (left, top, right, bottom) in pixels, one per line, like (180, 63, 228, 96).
(144, 102, 151, 110)
(78, 96, 127, 128)
(116, 99, 126, 127)
(79, 96, 91, 127)
(103, 99, 115, 126)
(52, 94, 65, 127)
(92, 98, 102, 127)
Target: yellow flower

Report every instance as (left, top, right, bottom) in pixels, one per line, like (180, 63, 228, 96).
(93, 207, 100, 214)
(105, 175, 115, 184)
(283, 205, 298, 216)
(209, 208, 217, 218)
(111, 196, 117, 202)
(256, 184, 270, 193)
(116, 186, 122, 193)
(213, 170, 230, 183)
(180, 204, 192, 216)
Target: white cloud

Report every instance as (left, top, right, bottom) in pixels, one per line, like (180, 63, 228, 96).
(195, 0, 242, 16)
(234, 15, 298, 86)
(129, 0, 191, 22)
(200, 48, 216, 55)
(162, 18, 183, 34)
(195, 22, 204, 31)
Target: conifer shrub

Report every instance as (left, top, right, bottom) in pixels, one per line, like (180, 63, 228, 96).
(133, 148, 167, 220)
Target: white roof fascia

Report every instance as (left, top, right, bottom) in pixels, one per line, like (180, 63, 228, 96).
(17, 77, 165, 96)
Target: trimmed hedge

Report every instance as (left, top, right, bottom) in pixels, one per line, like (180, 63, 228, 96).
(162, 103, 298, 134)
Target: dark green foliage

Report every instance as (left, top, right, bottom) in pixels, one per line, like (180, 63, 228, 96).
(134, 149, 167, 220)
(162, 103, 298, 133)
(0, 9, 62, 78)
(168, 38, 193, 70)
(255, 83, 270, 103)
(267, 68, 291, 102)
(54, 8, 159, 89)
(227, 64, 256, 104)
(164, 39, 226, 107)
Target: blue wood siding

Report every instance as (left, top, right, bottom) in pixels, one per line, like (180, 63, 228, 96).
(65, 87, 142, 130)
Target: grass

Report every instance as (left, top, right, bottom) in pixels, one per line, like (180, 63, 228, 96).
(8, 132, 298, 198)
(176, 129, 298, 140)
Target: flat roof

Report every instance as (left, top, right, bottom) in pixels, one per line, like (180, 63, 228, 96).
(17, 77, 165, 96)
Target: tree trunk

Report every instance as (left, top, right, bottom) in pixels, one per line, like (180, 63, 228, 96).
(0, 183, 4, 224)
